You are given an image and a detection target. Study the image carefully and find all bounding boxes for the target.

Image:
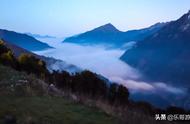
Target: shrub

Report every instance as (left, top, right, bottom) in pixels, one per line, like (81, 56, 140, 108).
(18, 54, 48, 78)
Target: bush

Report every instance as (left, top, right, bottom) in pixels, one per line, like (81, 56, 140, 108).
(71, 71, 108, 98)
(0, 39, 10, 54)
(0, 51, 18, 69)
(108, 83, 118, 104)
(18, 54, 48, 78)
(116, 84, 129, 105)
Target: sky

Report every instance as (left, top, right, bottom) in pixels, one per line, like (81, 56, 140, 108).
(1, 0, 190, 37)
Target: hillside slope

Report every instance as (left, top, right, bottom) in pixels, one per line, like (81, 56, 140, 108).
(121, 11, 190, 87)
(3, 40, 81, 73)
(0, 65, 120, 124)
(0, 41, 187, 124)
(0, 29, 52, 51)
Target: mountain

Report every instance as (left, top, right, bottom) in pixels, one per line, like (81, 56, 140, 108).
(3, 40, 81, 73)
(0, 29, 53, 51)
(63, 23, 166, 48)
(1, 38, 189, 122)
(121, 10, 190, 87)
(26, 32, 56, 39)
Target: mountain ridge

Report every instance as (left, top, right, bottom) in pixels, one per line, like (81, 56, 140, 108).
(91, 23, 121, 32)
(0, 29, 53, 51)
(120, 10, 190, 87)
(26, 32, 56, 39)
(63, 22, 166, 48)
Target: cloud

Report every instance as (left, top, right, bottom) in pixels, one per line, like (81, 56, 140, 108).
(109, 76, 185, 95)
(36, 41, 140, 79)
(152, 82, 185, 94)
(110, 77, 155, 91)
(35, 39, 186, 96)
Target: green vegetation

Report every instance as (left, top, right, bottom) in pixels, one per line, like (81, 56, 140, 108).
(0, 97, 120, 124)
(0, 39, 48, 79)
(0, 40, 18, 69)
(0, 65, 45, 96)
(51, 70, 130, 106)
(0, 39, 189, 124)
(1, 39, 130, 106)
(0, 65, 120, 124)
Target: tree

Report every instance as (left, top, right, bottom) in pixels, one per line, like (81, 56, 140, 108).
(0, 39, 10, 55)
(51, 70, 71, 89)
(108, 83, 118, 104)
(69, 70, 108, 98)
(116, 84, 129, 105)
(0, 50, 18, 68)
(18, 54, 48, 78)
(0, 40, 18, 69)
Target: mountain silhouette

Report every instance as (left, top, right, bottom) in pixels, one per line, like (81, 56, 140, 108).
(121, 10, 190, 87)
(63, 23, 165, 48)
(0, 29, 53, 51)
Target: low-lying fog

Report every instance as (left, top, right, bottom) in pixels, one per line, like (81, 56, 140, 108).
(35, 37, 188, 108)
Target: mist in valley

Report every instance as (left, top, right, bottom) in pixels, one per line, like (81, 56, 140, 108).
(35, 37, 188, 108)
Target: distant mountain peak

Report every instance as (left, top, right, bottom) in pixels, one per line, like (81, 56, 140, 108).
(26, 32, 56, 39)
(181, 10, 190, 21)
(102, 23, 115, 28)
(184, 10, 190, 20)
(188, 10, 190, 14)
(93, 23, 120, 32)
(63, 22, 165, 47)
(187, 10, 190, 20)
(121, 10, 190, 87)
(173, 10, 190, 31)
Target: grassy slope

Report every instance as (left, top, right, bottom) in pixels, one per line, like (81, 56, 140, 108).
(0, 65, 120, 124)
(0, 97, 120, 124)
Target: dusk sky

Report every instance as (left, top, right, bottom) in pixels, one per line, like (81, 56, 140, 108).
(1, 0, 190, 37)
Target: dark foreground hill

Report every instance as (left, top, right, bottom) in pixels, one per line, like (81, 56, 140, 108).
(0, 65, 120, 124)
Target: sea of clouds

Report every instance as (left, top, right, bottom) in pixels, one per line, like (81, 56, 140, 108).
(35, 38, 186, 96)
